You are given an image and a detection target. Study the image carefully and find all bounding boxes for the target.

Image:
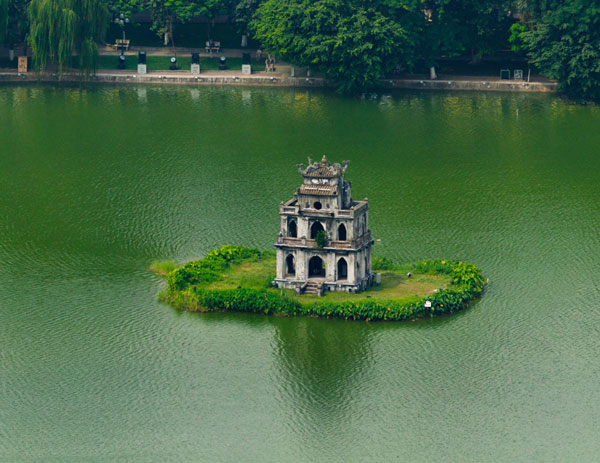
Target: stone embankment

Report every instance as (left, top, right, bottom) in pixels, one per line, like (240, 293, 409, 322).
(0, 70, 558, 93)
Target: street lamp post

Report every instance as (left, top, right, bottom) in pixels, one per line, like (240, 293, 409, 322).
(115, 13, 130, 54)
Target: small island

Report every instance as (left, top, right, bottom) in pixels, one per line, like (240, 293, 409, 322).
(155, 158, 485, 321)
(154, 245, 485, 321)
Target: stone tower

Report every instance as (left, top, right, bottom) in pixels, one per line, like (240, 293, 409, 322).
(274, 156, 374, 295)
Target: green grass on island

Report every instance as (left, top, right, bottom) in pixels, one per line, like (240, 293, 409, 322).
(203, 254, 451, 305)
(153, 246, 486, 322)
(149, 259, 178, 277)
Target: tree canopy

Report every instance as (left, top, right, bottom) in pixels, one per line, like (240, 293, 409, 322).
(1, 0, 29, 45)
(146, 0, 225, 46)
(1, 0, 598, 98)
(27, 0, 107, 73)
(521, 0, 600, 101)
(251, 0, 411, 93)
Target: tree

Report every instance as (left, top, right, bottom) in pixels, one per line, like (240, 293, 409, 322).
(419, 0, 515, 71)
(251, 0, 411, 93)
(146, 0, 224, 46)
(0, 0, 8, 43)
(234, 0, 262, 35)
(106, 0, 140, 17)
(197, 0, 226, 39)
(147, 0, 197, 46)
(27, 0, 108, 74)
(1, 0, 29, 47)
(521, 0, 600, 101)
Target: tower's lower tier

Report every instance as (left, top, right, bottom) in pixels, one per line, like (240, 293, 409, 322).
(273, 274, 374, 295)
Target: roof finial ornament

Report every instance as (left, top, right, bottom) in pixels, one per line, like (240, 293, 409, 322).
(342, 160, 350, 173)
(321, 155, 328, 165)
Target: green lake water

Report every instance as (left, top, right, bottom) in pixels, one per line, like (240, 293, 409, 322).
(1, 85, 599, 462)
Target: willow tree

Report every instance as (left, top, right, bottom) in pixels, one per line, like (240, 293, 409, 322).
(27, 0, 107, 74)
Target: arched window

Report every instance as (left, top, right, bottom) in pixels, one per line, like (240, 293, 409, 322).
(288, 219, 297, 238)
(310, 221, 325, 239)
(286, 254, 295, 276)
(337, 258, 348, 280)
(337, 223, 347, 241)
(309, 256, 325, 277)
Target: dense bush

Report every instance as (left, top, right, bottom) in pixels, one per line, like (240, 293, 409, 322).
(315, 230, 327, 248)
(161, 247, 486, 322)
(167, 245, 262, 291)
(372, 256, 395, 271)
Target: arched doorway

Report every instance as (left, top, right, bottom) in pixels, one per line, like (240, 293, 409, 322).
(288, 219, 297, 238)
(337, 258, 348, 280)
(337, 223, 347, 241)
(310, 221, 325, 239)
(308, 256, 325, 278)
(286, 254, 295, 276)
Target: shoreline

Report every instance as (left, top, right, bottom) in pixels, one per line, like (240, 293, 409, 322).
(0, 70, 558, 93)
(158, 246, 487, 322)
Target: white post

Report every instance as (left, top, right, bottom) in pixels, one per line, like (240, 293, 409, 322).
(429, 66, 437, 80)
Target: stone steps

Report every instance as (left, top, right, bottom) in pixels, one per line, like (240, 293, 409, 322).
(303, 281, 321, 295)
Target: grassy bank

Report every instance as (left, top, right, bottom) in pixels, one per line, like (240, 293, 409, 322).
(155, 245, 486, 322)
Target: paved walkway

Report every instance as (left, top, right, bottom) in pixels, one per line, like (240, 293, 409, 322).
(98, 45, 260, 59)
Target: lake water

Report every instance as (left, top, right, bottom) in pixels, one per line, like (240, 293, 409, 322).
(1, 85, 599, 462)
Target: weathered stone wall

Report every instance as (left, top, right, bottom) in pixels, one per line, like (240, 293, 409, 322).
(0, 71, 558, 93)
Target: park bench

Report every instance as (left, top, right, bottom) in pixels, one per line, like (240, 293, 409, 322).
(205, 41, 221, 53)
(113, 39, 130, 51)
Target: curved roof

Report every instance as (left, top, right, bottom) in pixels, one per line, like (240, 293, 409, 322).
(305, 165, 340, 178)
(298, 155, 349, 178)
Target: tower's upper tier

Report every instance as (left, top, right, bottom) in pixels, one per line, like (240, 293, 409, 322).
(295, 156, 352, 210)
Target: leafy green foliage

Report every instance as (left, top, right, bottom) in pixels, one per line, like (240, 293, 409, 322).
(234, 0, 261, 34)
(167, 245, 262, 291)
(508, 22, 526, 53)
(418, 0, 516, 65)
(0, 0, 8, 43)
(149, 259, 178, 276)
(521, 0, 600, 101)
(27, 0, 108, 74)
(372, 256, 395, 271)
(147, 0, 225, 45)
(106, 0, 140, 17)
(315, 230, 327, 248)
(0, 0, 28, 45)
(250, 0, 411, 93)
(162, 246, 486, 321)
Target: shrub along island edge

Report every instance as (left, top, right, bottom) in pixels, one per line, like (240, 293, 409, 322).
(153, 245, 487, 322)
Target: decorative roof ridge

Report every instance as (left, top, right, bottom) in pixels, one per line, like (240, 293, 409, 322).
(296, 156, 350, 177)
